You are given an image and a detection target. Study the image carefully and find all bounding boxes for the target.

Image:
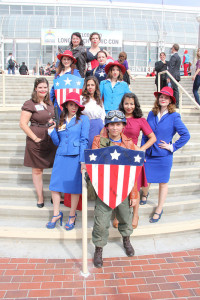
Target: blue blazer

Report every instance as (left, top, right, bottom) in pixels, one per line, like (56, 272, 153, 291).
(100, 79, 130, 111)
(49, 115, 90, 162)
(142, 111, 190, 157)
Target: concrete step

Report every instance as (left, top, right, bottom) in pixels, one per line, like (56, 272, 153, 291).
(0, 210, 199, 241)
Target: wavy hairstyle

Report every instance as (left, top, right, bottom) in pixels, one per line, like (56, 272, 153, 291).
(89, 32, 101, 41)
(106, 65, 123, 81)
(118, 51, 127, 64)
(119, 93, 143, 118)
(31, 77, 50, 104)
(152, 95, 176, 115)
(81, 76, 103, 107)
(197, 48, 200, 60)
(56, 56, 75, 76)
(59, 104, 82, 127)
(70, 32, 84, 48)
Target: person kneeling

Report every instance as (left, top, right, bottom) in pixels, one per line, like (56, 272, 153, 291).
(91, 110, 138, 268)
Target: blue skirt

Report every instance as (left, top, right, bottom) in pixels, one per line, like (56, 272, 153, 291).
(49, 154, 82, 194)
(89, 119, 104, 149)
(144, 154, 173, 183)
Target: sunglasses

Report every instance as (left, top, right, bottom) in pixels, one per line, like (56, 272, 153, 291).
(106, 110, 125, 119)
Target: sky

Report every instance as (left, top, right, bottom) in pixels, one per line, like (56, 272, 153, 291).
(91, 0, 200, 7)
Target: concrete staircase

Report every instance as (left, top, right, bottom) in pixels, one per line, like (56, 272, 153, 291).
(0, 75, 199, 258)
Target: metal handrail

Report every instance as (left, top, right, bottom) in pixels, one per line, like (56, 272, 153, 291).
(158, 70, 200, 115)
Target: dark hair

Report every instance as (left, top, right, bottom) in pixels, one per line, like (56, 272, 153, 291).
(31, 77, 50, 104)
(152, 95, 176, 115)
(160, 52, 166, 56)
(70, 32, 84, 48)
(82, 76, 103, 107)
(56, 56, 75, 76)
(8, 52, 12, 56)
(59, 103, 82, 127)
(89, 32, 101, 41)
(172, 43, 179, 51)
(107, 65, 123, 81)
(97, 50, 107, 58)
(119, 93, 143, 118)
(118, 51, 127, 63)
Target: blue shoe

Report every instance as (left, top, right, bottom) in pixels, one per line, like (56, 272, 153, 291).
(46, 212, 63, 229)
(149, 210, 163, 223)
(140, 192, 149, 205)
(65, 212, 77, 231)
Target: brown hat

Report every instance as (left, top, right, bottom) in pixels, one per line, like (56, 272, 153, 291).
(154, 87, 176, 104)
(105, 60, 126, 75)
(61, 92, 85, 111)
(57, 50, 77, 64)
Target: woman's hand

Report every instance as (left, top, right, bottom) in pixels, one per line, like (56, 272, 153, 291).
(48, 120, 56, 130)
(34, 137, 42, 143)
(192, 75, 195, 81)
(130, 198, 137, 207)
(134, 145, 143, 151)
(81, 163, 86, 173)
(158, 140, 171, 151)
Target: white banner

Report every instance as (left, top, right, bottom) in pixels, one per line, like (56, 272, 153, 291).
(41, 29, 123, 47)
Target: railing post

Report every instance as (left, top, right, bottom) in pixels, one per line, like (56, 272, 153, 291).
(81, 170, 90, 277)
(179, 90, 182, 115)
(158, 73, 161, 92)
(2, 73, 5, 108)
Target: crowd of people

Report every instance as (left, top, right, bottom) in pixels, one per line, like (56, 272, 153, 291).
(19, 32, 192, 268)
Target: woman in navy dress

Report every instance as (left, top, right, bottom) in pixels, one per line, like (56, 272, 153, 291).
(141, 87, 190, 222)
(81, 76, 105, 148)
(50, 50, 81, 114)
(47, 92, 90, 230)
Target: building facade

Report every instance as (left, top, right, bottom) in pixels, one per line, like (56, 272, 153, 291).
(0, 0, 200, 73)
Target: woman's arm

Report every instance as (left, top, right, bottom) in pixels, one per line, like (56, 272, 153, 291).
(19, 111, 41, 142)
(192, 68, 200, 81)
(140, 132, 156, 151)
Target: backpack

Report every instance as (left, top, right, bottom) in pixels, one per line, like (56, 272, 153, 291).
(8, 58, 15, 68)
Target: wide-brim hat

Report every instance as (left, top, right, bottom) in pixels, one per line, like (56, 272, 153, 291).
(154, 87, 176, 104)
(105, 60, 126, 75)
(57, 50, 77, 64)
(61, 92, 85, 111)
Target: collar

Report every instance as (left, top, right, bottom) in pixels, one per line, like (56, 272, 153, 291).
(157, 109, 168, 121)
(66, 114, 76, 124)
(107, 79, 120, 83)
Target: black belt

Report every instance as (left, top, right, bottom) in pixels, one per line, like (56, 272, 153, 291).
(31, 123, 49, 128)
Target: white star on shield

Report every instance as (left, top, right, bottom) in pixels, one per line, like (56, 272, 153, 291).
(76, 81, 81, 86)
(55, 82, 59, 86)
(134, 154, 142, 163)
(99, 71, 105, 77)
(110, 149, 121, 160)
(89, 153, 97, 161)
(64, 77, 72, 85)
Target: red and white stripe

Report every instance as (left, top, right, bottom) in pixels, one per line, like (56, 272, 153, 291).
(55, 89, 82, 107)
(86, 164, 140, 209)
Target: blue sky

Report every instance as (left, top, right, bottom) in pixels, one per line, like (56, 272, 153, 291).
(92, 0, 200, 6)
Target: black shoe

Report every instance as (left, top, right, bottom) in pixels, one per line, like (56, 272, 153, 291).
(123, 236, 135, 257)
(94, 247, 103, 268)
(37, 203, 44, 208)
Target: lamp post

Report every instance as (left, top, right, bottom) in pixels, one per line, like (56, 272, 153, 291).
(197, 14, 200, 48)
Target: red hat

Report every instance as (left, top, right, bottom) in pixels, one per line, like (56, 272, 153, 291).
(154, 87, 176, 104)
(184, 50, 188, 54)
(61, 92, 85, 111)
(57, 50, 77, 64)
(105, 60, 126, 75)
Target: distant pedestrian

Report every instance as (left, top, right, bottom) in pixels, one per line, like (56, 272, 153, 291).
(192, 48, 200, 105)
(155, 52, 168, 91)
(182, 50, 190, 76)
(19, 62, 29, 75)
(167, 44, 181, 108)
(6, 53, 17, 75)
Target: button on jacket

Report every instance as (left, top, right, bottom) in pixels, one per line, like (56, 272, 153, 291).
(49, 115, 90, 162)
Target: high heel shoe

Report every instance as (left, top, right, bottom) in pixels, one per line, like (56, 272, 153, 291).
(149, 210, 163, 223)
(46, 212, 63, 229)
(140, 192, 149, 205)
(65, 212, 77, 231)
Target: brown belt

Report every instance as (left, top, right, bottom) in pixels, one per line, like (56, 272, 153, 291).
(31, 123, 49, 128)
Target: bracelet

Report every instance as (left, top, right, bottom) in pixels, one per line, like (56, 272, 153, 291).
(34, 137, 38, 142)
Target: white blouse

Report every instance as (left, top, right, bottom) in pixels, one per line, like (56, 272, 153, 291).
(81, 96, 105, 122)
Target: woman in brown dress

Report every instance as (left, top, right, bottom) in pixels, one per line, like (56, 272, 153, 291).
(20, 78, 57, 208)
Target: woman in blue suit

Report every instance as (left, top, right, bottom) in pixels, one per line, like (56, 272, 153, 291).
(47, 92, 90, 230)
(141, 87, 190, 223)
(100, 61, 130, 113)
